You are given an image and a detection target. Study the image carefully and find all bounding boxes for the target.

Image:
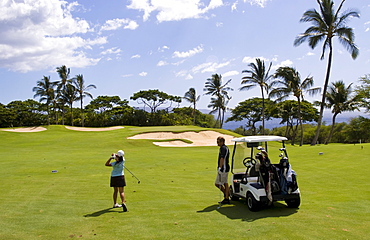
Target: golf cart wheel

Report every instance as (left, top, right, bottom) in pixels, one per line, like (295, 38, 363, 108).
(285, 196, 301, 208)
(246, 192, 260, 212)
(229, 186, 239, 201)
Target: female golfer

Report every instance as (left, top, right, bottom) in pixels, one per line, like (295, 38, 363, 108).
(105, 150, 128, 212)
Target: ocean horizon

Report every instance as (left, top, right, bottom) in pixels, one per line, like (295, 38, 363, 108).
(217, 109, 369, 130)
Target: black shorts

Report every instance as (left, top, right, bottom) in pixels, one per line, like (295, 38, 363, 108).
(110, 175, 126, 187)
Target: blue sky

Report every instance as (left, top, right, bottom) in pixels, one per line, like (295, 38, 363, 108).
(1, 0, 369, 111)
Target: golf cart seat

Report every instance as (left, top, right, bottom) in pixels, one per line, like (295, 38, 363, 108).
(247, 165, 259, 178)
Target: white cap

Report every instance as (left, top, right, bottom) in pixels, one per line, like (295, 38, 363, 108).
(117, 150, 124, 157)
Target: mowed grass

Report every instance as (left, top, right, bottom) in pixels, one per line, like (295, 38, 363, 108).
(0, 125, 369, 239)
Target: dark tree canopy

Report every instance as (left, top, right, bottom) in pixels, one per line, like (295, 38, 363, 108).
(130, 89, 181, 113)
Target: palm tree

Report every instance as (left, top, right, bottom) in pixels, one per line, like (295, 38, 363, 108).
(323, 80, 359, 144)
(73, 74, 96, 127)
(208, 96, 228, 127)
(32, 76, 57, 125)
(240, 58, 273, 135)
(183, 87, 200, 125)
(56, 65, 71, 91)
(61, 83, 78, 126)
(270, 67, 321, 145)
(294, 0, 359, 145)
(56, 65, 72, 125)
(204, 74, 233, 128)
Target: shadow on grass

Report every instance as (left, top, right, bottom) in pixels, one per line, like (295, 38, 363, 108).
(84, 208, 124, 217)
(197, 201, 298, 221)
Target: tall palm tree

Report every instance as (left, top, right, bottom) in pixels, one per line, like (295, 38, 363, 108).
(61, 83, 78, 126)
(270, 67, 321, 145)
(183, 87, 200, 125)
(56, 65, 71, 91)
(56, 65, 72, 125)
(240, 58, 273, 135)
(208, 96, 229, 128)
(32, 76, 57, 125)
(204, 74, 233, 128)
(323, 80, 359, 144)
(294, 0, 359, 145)
(73, 74, 96, 127)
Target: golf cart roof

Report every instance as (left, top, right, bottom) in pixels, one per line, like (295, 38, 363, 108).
(231, 135, 288, 143)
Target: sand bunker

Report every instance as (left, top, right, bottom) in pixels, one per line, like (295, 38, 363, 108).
(65, 126, 124, 131)
(1, 127, 47, 132)
(127, 131, 234, 147)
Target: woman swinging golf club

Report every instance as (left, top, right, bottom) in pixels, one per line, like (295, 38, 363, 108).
(105, 150, 128, 212)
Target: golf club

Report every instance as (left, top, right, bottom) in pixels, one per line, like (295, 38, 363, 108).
(125, 167, 141, 184)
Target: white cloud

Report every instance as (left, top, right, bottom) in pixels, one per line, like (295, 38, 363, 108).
(127, 0, 224, 23)
(244, 0, 270, 8)
(272, 59, 294, 71)
(242, 56, 269, 64)
(192, 61, 231, 74)
(139, 71, 148, 76)
(173, 45, 204, 58)
(101, 18, 139, 31)
(365, 21, 370, 32)
(0, 0, 105, 72)
(223, 70, 239, 78)
(131, 54, 141, 59)
(231, 1, 238, 11)
(101, 47, 122, 55)
(158, 46, 170, 52)
(157, 60, 168, 66)
(175, 70, 193, 80)
(216, 22, 223, 27)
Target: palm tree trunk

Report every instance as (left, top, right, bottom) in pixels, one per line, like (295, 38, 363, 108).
(70, 102, 74, 126)
(61, 105, 65, 125)
(311, 42, 333, 145)
(298, 98, 303, 146)
(325, 112, 338, 144)
(192, 102, 196, 125)
(261, 86, 265, 135)
(80, 99, 84, 127)
(46, 102, 50, 125)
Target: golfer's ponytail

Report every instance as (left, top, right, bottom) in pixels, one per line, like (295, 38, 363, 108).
(117, 156, 124, 164)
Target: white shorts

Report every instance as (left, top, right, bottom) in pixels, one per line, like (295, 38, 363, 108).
(215, 172, 229, 185)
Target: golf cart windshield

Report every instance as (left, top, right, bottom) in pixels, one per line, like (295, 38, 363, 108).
(230, 136, 288, 174)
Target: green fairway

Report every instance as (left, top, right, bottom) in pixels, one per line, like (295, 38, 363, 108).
(0, 125, 369, 239)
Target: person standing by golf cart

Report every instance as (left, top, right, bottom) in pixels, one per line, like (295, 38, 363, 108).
(105, 150, 128, 212)
(215, 136, 230, 204)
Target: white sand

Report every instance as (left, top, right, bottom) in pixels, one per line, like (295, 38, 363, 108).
(127, 130, 234, 147)
(1, 127, 47, 132)
(65, 126, 124, 131)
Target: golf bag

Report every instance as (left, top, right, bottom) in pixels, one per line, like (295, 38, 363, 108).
(278, 157, 298, 194)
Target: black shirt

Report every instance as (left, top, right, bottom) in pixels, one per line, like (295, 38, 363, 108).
(218, 144, 230, 172)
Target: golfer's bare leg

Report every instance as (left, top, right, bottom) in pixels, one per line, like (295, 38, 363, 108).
(118, 187, 125, 203)
(224, 183, 230, 199)
(113, 187, 118, 204)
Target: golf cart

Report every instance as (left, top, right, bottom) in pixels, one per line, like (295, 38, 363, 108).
(229, 135, 300, 211)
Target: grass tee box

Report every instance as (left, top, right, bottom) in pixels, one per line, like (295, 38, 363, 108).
(229, 135, 300, 211)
